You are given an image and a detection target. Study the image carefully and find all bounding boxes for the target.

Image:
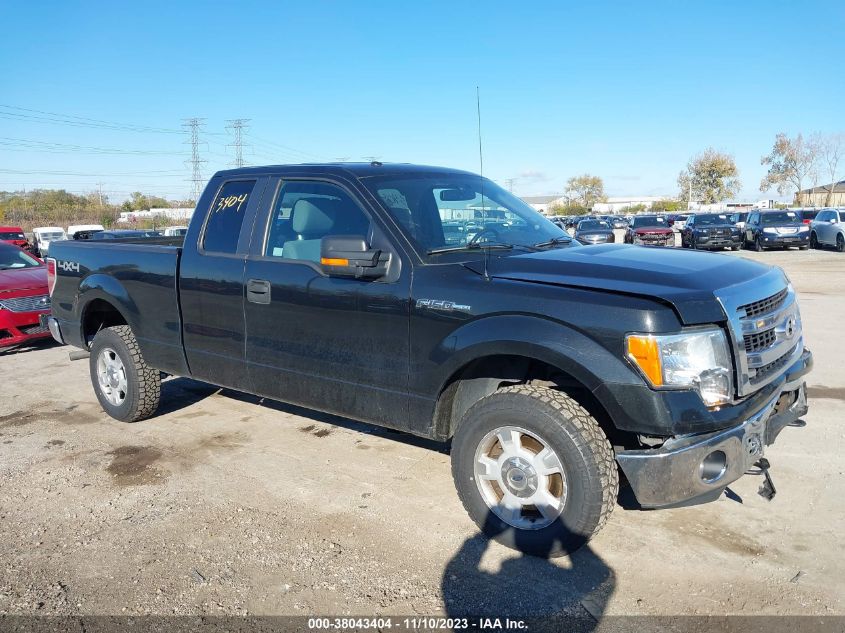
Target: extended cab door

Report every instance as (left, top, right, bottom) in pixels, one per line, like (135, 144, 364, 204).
(242, 176, 412, 429)
(179, 176, 269, 390)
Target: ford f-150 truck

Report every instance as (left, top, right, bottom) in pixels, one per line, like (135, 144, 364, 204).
(45, 163, 812, 556)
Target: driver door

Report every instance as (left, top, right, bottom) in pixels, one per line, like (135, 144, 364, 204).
(243, 177, 412, 429)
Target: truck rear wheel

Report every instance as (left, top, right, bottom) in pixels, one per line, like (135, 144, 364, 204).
(451, 384, 617, 557)
(89, 325, 160, 422)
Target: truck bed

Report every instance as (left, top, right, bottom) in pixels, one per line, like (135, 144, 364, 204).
(48, 237, 189, 375)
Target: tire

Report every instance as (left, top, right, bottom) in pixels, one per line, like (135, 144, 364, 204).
(754, 236, 763, 252)
(837, 234, 845, 253)
(810, 232, 818, 249)
(731, 244, 740, 251)
(89, 325, 161, 422)
(451, 384, 618, 558)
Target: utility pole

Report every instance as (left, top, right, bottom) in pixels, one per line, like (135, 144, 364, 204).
(225, 118, 251, 168)
(182, 118, 207, 203)
(96, 182, 104, 207)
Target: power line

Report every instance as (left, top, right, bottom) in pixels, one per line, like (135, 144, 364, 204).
(182, 118, 207, 202)
(0, 104, 183, 134)
(225, 119, 251, 168)
(0, 136, 186, 156)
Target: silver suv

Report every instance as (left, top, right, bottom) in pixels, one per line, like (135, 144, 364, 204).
(810, 208, 845, 252)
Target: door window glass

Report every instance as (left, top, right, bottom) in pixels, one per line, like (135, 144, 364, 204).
(265, 181, 371, 262)
(202, 180, 256, 253)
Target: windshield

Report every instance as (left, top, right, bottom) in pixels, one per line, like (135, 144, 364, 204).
(731, 212, 748, 222)
(632, 216, 667, 228)
(0, 231, 26, 240)
(694, 214, 731, 226)
(762, 212, 801, 225)
(39, 232, 64, 241)
(0, 243, 41, 269)
(578, 220, 610, 231)
(363, 173, 572, 255)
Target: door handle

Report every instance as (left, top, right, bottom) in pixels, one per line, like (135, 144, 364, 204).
(246, 279, 271, 304)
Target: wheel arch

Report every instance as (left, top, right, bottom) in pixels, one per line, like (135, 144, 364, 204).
(430, 319, 637, 445)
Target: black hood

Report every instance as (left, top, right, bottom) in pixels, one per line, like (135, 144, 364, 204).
(464, 244, 783, 324)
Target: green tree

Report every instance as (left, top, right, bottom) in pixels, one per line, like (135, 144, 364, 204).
(549, 204, 586, 216)
(566, 174, 606, 210)
(678, 148, 741, 205)
(760, 133, 819, 204)
(651, 198, 684, 213)
(126, 191, 172, 211)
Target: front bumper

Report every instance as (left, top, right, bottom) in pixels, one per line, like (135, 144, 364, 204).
(760, 233, 810, 247)
(633, 235, 673, 247)
(0, 308, 52, 348)
(616, 349, 812, 508)
(696, 234, 742, 248)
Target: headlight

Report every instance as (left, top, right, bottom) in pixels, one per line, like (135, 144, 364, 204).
(626, 328, 733, 406)
(798, 225, 810, 232)
(763, 228, 777, 234)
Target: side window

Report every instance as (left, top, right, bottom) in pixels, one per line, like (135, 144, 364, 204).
(203, 180, 256, 253)
(265, 181, 371, 263)
(816, 211, 829, 223)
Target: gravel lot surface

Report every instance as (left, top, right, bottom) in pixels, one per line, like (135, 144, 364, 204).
(1, 245, 843, 620)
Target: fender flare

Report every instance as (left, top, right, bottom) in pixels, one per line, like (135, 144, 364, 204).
(76, 274, 138, 340)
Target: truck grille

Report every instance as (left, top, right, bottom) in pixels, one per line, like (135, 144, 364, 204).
(715, 272, 803, 397)
(750, 343, 799, 386)
(0, 295, 51, 313)
(744, 328, 776, 353)
(738, 288, 788, 319)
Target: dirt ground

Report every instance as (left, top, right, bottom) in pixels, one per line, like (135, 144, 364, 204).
(1, 245, 843, 621)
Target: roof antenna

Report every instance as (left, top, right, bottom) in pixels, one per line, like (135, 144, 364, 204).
(477, 86, 491, 282)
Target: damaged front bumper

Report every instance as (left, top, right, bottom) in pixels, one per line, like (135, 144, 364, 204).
(616, 349, 812, 508)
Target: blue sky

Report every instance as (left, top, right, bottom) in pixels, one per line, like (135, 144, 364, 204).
(1, 0, 843, 202)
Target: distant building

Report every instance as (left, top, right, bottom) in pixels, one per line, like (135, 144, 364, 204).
(522, 195, 565, 214)
(593, 196, 668, 213)
(118, 207, 195, 223)
(794, 181, 845, 207)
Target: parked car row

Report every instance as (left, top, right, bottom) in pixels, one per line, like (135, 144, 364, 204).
(0, 223, 191, 257)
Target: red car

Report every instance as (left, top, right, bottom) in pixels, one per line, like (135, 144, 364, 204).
(0, 226, 30, 250)
(0, 242, 52, 348)
(624, 215, 675, 247)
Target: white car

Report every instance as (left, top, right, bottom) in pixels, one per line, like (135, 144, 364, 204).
(32, 226, 67, 256)
(810, 208, 845, 252)
(163, 226, 188, 237)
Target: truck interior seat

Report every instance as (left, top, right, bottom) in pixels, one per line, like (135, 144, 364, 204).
(282, 198, 339, 262)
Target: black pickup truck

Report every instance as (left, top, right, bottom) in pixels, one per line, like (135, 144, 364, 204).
(45, 163, 812, 556)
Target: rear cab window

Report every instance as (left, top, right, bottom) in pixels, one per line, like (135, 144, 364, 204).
(202, 180, 257, 253)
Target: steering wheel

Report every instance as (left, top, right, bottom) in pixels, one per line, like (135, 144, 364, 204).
(466, 227, 501, 247)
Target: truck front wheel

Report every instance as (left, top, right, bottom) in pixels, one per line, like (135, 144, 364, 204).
(89, 325, 161, 422)
(451, 385, 618, 557)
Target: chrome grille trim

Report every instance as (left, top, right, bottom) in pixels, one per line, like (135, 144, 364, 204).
(0, 294, 51, 313)
(715, 269, 803, 397)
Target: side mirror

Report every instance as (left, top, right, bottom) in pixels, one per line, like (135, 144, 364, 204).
(320, 235, 388, 280)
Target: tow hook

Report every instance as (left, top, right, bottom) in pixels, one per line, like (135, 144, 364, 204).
(747, 458, 777, 501)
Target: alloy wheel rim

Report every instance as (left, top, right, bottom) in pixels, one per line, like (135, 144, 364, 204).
(473, 425, 567, 530)
(96, 347, 128, 406)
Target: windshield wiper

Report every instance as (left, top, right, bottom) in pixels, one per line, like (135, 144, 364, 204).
(532, 236, 573, 249)
(427, 242, 515, 255)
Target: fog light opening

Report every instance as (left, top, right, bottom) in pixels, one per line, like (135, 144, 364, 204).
(700, 450, 727, 484)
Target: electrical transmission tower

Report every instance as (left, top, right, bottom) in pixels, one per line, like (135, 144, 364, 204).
(182, 118, 207, 203)
(226, 118, 251, 168)
(504, 178, 517, 192)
